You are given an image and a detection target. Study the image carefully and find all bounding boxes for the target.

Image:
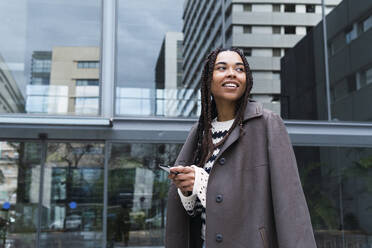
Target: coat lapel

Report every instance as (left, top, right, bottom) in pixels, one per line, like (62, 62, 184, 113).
(214, 100, 263, 163)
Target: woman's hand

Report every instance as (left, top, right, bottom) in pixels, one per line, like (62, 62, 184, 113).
(168, 166, 195, 196)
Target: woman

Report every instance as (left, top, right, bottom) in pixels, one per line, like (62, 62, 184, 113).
(166, 47, 316, 248)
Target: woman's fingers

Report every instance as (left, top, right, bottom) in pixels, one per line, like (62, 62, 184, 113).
(170, 165, 195, 174)
(168, 166, 196, 192)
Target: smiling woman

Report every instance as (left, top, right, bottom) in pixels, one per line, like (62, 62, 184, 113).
(166, 47, 317, 248)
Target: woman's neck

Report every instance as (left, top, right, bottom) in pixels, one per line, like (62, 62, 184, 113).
(215, 100, 236, 121)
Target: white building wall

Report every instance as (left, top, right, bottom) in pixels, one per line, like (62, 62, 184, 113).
(252, 26, 272, 34)
(297, 5, 306, 13)
(252, 4, 272, 12)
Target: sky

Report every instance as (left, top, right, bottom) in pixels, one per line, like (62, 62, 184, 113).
(0, 0, 184, 97)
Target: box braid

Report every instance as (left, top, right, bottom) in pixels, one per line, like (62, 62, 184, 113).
(192, 47, 253, 167)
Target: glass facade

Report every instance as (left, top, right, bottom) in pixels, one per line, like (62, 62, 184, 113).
(107, 143, 182, 247)
(0, 142, 41, 247)
(115, 0, 201, 117)
(0, 0, 372, 247)
(0, 0, 101, 116)
(296, 146, 372, 247)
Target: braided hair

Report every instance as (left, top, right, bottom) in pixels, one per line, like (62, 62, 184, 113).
(192, 47, 254, 167)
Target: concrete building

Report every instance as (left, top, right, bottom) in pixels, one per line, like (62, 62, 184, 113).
(280, 1, 372, 245)
(181, 0, 341, 116)
(281, 0, 372, 121)
(0, 54, 25, 113)
(26, 47, 100, 115)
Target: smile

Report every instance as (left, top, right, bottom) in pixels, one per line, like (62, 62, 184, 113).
(222, 82, 239, 88)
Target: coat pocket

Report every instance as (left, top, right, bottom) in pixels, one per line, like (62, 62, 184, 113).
(259, 227, 268, 248)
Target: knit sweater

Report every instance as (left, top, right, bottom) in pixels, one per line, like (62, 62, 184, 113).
(178, 118, 234, 240)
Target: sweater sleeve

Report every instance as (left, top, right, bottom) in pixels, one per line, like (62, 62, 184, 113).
(177, 165, 210, 213)
(191, 165, 209, 208)
(177, 188, 197, 213)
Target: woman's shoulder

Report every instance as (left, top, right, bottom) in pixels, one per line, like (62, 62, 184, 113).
(245, 100, 283, 123)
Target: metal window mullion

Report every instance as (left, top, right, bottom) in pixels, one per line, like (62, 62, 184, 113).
(36, 140, 47, 248)
(101, 0, 116, 119)
(321, 0, 332, 121)
(102, 141, 110, 248)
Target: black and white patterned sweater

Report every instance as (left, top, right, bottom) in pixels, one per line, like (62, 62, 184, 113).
(178, 118, 234, 241)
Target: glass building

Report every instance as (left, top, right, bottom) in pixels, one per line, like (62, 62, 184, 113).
(0, 0, 371, 247)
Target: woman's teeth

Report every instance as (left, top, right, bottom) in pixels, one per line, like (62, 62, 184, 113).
(224, 83, 237, 88)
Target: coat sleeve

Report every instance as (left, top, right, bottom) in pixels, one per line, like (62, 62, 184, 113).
(267, 112, 317, 248)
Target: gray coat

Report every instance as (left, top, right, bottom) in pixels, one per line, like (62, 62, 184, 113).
(165, 100, 317, 248)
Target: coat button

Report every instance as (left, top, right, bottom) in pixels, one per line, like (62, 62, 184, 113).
(216, 233, 223, 242)
(216, 194, 223, 203)
(219, 157, 225, 165)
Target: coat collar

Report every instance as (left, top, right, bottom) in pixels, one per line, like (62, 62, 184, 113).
(212, 100, 263, 165)
(243, 99, 263, 122)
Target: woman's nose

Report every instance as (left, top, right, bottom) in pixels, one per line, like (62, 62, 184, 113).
(227, 67, 236, 77)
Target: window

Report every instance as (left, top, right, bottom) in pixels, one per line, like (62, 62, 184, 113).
(273, 48, 281, 57)
(272, 26, 281, 34)
(31, 77, 50, 85)
(242, 48, 252, 57)
(284, 4, 295, 12)
(306, 26, 313, 34)
(362, 15, 372, 33)
(243, 25, 252, 34)
(76, 79, 99, 86)
(284, 26, 296, 34)
(32, 59, 51, 73)
(77, 61, 99, 69)
(243, 4, 252, 12)
(272, 4, 280, 12)
(345, 26, 357, 44)
(347, 75, 357, 93)
(358, 66, 372, 89)
(330, 32, 346, 55)
(306, 4, 315, 13)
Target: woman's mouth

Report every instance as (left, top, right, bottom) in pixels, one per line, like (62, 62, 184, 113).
(222, 82, 239, 88)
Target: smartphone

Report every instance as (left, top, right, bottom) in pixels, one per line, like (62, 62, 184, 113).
(159, 165, 179, 175)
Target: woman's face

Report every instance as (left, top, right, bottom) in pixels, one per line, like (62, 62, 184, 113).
(211, 51, 247, 105)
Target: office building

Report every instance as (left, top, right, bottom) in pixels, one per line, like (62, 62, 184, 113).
(0, 54, 25, 113)
(281, 0, 372, 121)
(181, 0, 341, 115)
(281, 1, 372, 246)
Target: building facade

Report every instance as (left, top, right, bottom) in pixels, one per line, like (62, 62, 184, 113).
(182, 0, 341, 115)
(0, 54, 25, 113)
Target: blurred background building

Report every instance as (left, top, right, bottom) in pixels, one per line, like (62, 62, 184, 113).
(0, 54, 25, 113)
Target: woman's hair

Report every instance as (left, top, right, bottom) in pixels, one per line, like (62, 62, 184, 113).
(192, 47, 254, 167)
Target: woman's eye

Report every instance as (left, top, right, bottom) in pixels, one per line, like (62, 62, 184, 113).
(216, 67, 226, 70)
(236, 68, 245, 72)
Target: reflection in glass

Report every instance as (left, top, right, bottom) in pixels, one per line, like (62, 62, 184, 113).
(115, 0, 201, 117)
(0, 1, 101, 116)
(295, 146, 372, 247)
(0, 142, 42, 247)
(107, 143, 182, 247)
(40, 143, 104, 248)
